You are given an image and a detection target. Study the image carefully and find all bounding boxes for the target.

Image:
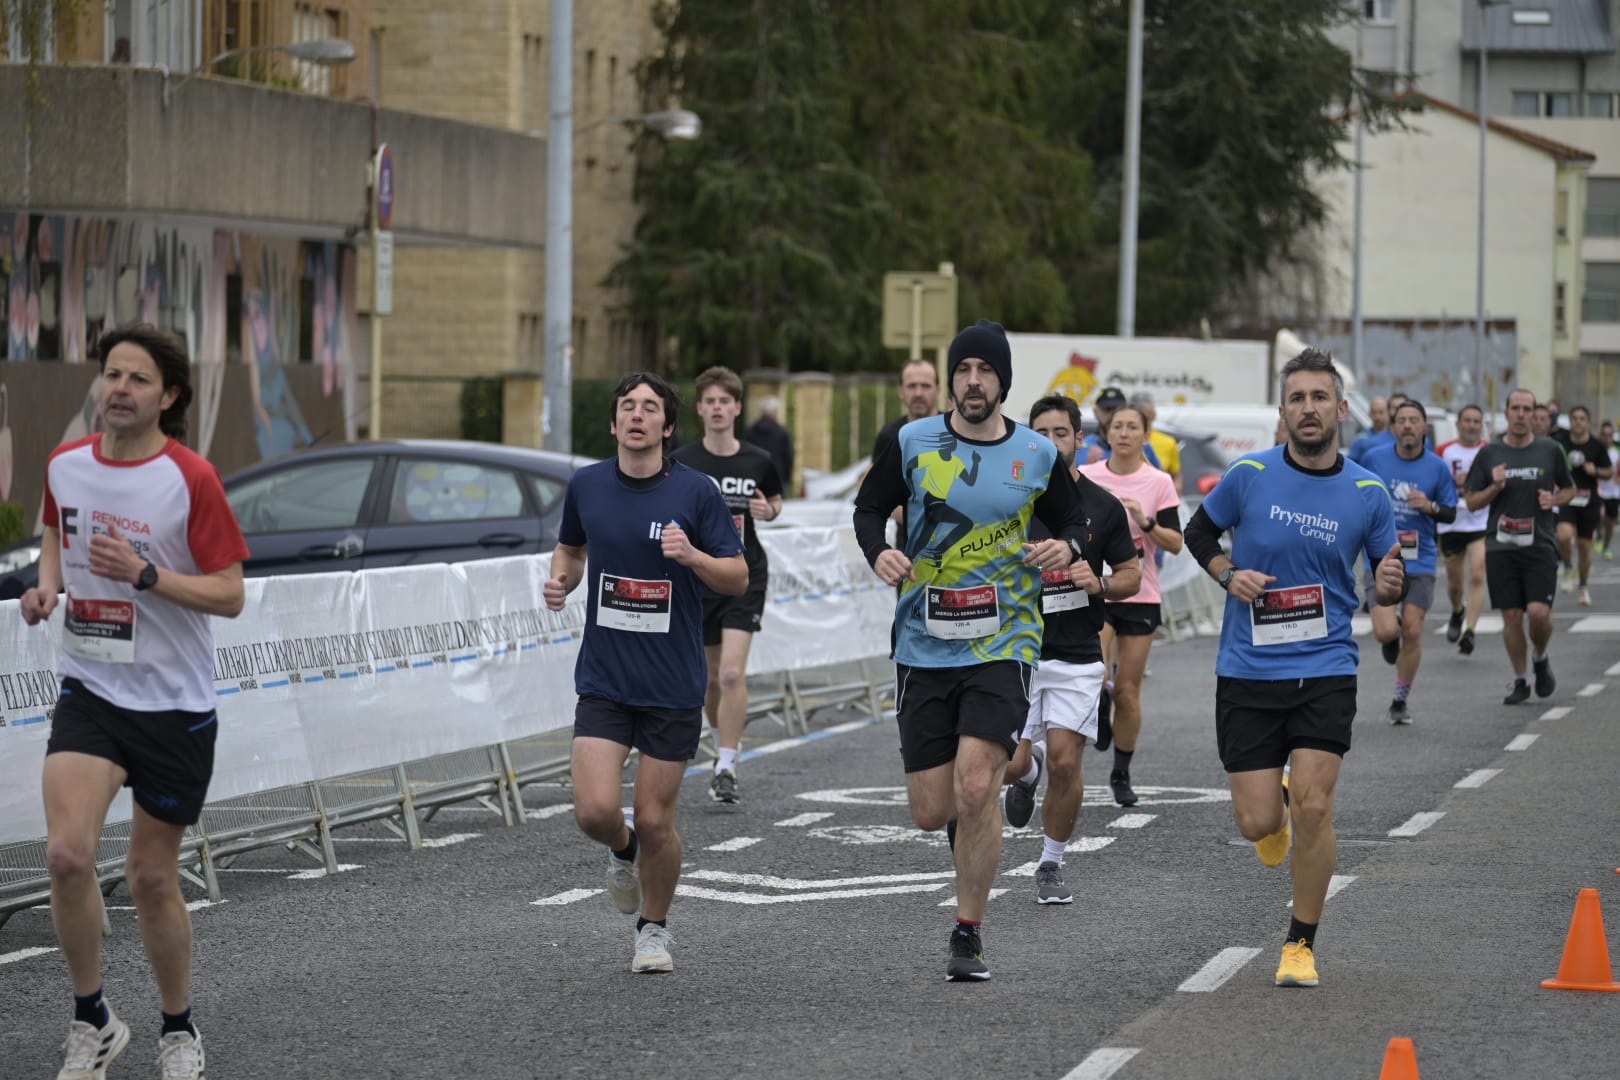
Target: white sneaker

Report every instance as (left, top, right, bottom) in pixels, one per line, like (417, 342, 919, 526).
(632, 923, 675, 973)
(57, 1006, 130, 1080)
(606, 844, 642, 914)
(157, 1030, 206, 1079)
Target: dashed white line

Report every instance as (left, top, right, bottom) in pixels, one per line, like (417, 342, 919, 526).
(524, 803, 575, 821)
(1108, 814, 1156, 829)
(286, 864, 364, 880)
(675, 883, 947, 905)
(684, 869, 954, 889)
(0, 946, 57, 966)
(1177, 947, 1262, 992)
(420, 833, 481, 849)
(1389, 811, 1445, 837)
(1455, 769, 1502, 789)
(1004, 839, 1118, 877)
(1578, 683, 1605, 698)
(1607, 660, 1620, 677)
(939, 888, 1011, 907)
(1539, 706, 1573, 721)
(1290, 875, 1354, 907)
(704, 836, 762, 852)
(1061, 1048, 1141, 1080)
(775, 812, 835, 827)
(531, 888, 602, 906)
(106, 899, 226, 912)
(1506, 734, 1540, 751)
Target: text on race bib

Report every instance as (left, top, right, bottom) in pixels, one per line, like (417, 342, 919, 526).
(1398, 530, 1420, 560)
(925, 584, 1000, 640)
(63, 594, 137, 664)
(1040, 567, 1089, 614)
(1497, 515, 1534, 547)
(1249, 584, 1327, 647)
(597, 573, 672, 634)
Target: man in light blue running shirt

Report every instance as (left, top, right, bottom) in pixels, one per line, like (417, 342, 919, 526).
(1183, 348, 1406, 990)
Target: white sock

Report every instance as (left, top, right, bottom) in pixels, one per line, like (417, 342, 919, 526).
(1018, 759, 1039, 786)
(716, 748, 739, 773)
(1041, 836, 1067, 866)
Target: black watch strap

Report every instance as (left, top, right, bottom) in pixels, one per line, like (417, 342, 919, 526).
(1217, 566, 1237, 591)
(135, 561, 159, 591)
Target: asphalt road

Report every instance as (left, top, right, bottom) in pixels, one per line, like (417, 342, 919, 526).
(2, 566, 1618, 1079)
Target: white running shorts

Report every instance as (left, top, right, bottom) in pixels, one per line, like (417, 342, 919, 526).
(1020, 659, 1107, 743)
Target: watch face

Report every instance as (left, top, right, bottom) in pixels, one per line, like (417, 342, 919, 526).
(139, 563, 158, 589)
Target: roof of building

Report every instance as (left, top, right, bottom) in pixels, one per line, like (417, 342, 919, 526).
(1461, 0, 1613, 56)
(1388, 91, 1598, 163)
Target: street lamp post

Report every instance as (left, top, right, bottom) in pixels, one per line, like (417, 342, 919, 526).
(162, 37, 356, 107)
(1116, 0, 1144, 338)
(1476, 0, 1507, 408)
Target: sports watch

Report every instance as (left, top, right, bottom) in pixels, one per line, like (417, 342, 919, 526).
(1217, 566, 1237, 592)
(134, 561, 159, 591)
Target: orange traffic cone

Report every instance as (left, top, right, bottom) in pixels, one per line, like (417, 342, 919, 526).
(1540, 888, 1620, 991)
(1377, 1037, 1420, 1079)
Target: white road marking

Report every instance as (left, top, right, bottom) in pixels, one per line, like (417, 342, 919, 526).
(335, 836, 405, 843)
(525, 804, 575, 821)
(1506, 734, 1540, 751)
(1108, 814, 1156, 829)
(420, 833, 481, 848)
(684, 869, 955, 889)
(531, 889, 602, 906)
(106, 899, 225, 912)
(1607, 660, 1620, 677)
(1572, 616, 1620, 633)
(675, 883, 947, 905)
(704, 836, 762, 852)
(1177, 947, 1263, 992)
(1389, 811, 1445, 837)
(286, 863, 363, 880)
(1004, 839, 1116, 876)
(1430, 614, 1504, 635)
(1290, 875, 1354, 906)
(939, 888, 1010, 907)
(1061, 1048, 1141, 1080)
(1540, 707, 1573, 721)
(775, 812, 835, 827)
(1455, 768, 1502, 789)
(0, 946, 57, 966)
(1578, 683, 1605, 698)
(797, 784, 1230, 807)
(747, 717, 875, 759)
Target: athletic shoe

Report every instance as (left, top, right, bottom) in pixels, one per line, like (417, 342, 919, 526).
(945, 926, 990, 981)
(1109, 770, 1139, 808)
(156, 1030, 205, 1080)
(1253, 776, 1290, 868)
(709, 768, 739, 804)
(1503, 679, 1531, 705)
(1446, 607, 1464, 643)
(1035, 861, 1072, 905)
(606, 846, 641, 915)
(1561, 566, 1577, 593)
(1093, 684, 1114, 752)
(946, 818, 957, 852)
(56, 1006, 130, 1080)
(1380, 626, 1401, 665)
(1274, 940, 1319, 987)
(1457, 628, 1475, 656)
(1579, 586, 1593, 607)
(631, 923, 675, 973)
(1605, 545, 1614, 561)
(1388, 699, 1411, 726)
(1534, 657, 1556, 699)
(1002, 743, 1044, 829)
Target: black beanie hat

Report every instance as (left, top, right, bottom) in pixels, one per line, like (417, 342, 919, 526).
(947, 319, 1012, 402)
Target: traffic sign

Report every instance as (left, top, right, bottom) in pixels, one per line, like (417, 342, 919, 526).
(881, 270, 957, 356)
(374, 144, 395, 231)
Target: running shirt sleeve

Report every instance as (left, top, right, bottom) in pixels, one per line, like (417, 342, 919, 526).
(1197, 453, 1259, 533)
(689, 470, 747, 559)
(1032, 459, 1087, 544)
(1096, 493, 1138, 570)
(559, 481, 586, 547)
(176, 452, 251, 573)
(760, 459, 784, 500)
(1153, 506, 1182, 534)
(853, 435, 909, 565)
(1359, 476, 1400, 573)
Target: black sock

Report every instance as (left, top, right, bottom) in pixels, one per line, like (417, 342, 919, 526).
(954, 918, 980, 936)
(612, 826, 638, 864)
(73, 989, 107, 1028)
(946, 819, 957, 852)
(1113, 749, 1134, 775)
(160, 1007, 197, 1038)
(635, 917, 666, 932)
(1287, 917, 1318, 949)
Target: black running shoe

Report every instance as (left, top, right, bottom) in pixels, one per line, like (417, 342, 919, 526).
(1381, 623, 1401, 665)
(1387, 699, 1411, 726)
(1002, 743, 1044, 829)
(1109, 770, 1138, 807)
(1503, 679, 1530, 705)
(945, 926, 990, 981)
(1094, 684, 1113, 752)
(1534, 657, 1556, 699)
(946, 819, 957, 852)
(1457, 628, 1475, 656)
(709, 769, 739, 804)
(1446, 608, 1464, 643)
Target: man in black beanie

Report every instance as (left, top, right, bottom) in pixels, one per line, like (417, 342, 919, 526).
(853, 318, 1090, 982)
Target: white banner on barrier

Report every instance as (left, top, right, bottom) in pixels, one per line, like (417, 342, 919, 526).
(0, 527, 894, 845)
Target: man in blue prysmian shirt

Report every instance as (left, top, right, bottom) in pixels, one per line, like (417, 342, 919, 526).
(544, 371, 746, 976)
(1183, 347, 1406, 991)
(853, 318, 1087, 983)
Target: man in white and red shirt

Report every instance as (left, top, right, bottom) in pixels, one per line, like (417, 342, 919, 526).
(20, 324, 249, 1080)
(1437, 404, 1490, 655)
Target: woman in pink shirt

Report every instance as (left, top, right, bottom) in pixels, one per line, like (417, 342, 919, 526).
(1078, 406, 1184, 807)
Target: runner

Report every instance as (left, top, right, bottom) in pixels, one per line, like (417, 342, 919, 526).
(1002, 395, 1139, 905)
(1361, 400, 1459, 724)
(1081, 386, 1161, 469)
(1549, 405, 1612, 606)
(1462, 389, 1575, 705)
(1128, 390, 1182, 495)
(1598, 419, 1619, 559)
(853, 319, 1087, 981)
(22, 324, 250, 1080)
(545, 371, 747, 973)
(1182, 347, 1404, 988)
(1437, 405, 1490, 655)
(871, 357, 942, 463)
(671, 366, 784, 805)
(1078, 404, 1183, 805)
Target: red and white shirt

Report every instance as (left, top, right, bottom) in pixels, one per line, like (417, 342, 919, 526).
(1437, 439, 1489, 534)
(43, 435, 250, 713)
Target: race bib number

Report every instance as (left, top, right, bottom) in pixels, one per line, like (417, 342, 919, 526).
(1569, 492, 1590, 508)
(1398, 530, 1420, 561)
(925, 585, 1000, 640)
(1496, 515, 1534, 547)
(1040, 568, 1088, 614)
(63, 594, 137, 664)
(1249, 584, 1327, 647)
(597, 573, 672, 633)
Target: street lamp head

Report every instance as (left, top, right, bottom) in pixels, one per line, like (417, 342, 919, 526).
(278, 38, 358, 66)
(641, 109, 702, 141)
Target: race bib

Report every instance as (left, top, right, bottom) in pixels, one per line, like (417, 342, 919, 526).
(1398, 530, 1420, 561)
(731, 513, 747, 539)
(925, 584, 1000, 640)
(1570, 450, 1586, 467)
(1040, 568, 1089, 614)
(1249, 584, 1327, 647)
(63, 594, 137, 664)
(597, 573, 672, 633)
(1569, 492, 1590, 508)
(1496, 515, 1534, 547)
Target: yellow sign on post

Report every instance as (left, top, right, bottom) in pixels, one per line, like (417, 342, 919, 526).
(882, 270, 958, 359)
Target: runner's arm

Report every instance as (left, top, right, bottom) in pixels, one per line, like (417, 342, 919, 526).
(550, 542, 587, 594)
(1031, 459, 1086, 550)
(35, 526, 61, 594)
(1143, 505, 1184, 556)
(690, 551, 749, 596)
(147, 562, 246, 618)
(1183, 505, 1226, 574)
(1102, 556, 1142, 601)
(853, 437, 910, 567)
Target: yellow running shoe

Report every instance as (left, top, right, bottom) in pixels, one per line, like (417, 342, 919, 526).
(1253, 776, 1290, 867)
(1275, 939, 1319, 987)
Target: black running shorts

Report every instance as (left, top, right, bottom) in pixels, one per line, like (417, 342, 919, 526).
(573, 693, 703, 763)
(1485, 546, 1558, 611)
(1438, 530, 1485, 559)
(893, 660, 1030, 773)
(1103, 602, 1161, 637)
(46, 677, 218, 826)
(1215, 674, 1356, 773)
(702, 584, 767, 645)
(1560, 498, 1602, 540)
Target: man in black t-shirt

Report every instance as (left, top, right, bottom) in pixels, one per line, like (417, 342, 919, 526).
(1000, 395, 1140, 905)
(870, 358, 942, 465)
(1550, 405, 1613, 606)
(671, 366, 784, 806)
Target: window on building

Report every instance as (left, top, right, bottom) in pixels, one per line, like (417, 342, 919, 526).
(1557, 190, 1569, 240)
(1513, 91, 1580, 117)
(5, 4, 55, 60)
(1586, 179, 1620, 237)
(522, 33, 545, 134)
(1588, 93, 1615, 118)
(1556, 282, 1568, 337)
(1512, 92, 1541, 117)
(1547, 93, 1575, 117)
(1362, 0, 1396, 22)
(1582, 262, 1620, 323)
(292, 5, 341, 95)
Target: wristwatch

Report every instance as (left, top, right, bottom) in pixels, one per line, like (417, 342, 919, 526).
(1217, 566, 1237, 592)
(134, 561, 159, 591)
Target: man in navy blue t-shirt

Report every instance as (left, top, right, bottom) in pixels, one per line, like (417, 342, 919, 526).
(544, 372, 746, 974)
(1184, 348, 1405, 990)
